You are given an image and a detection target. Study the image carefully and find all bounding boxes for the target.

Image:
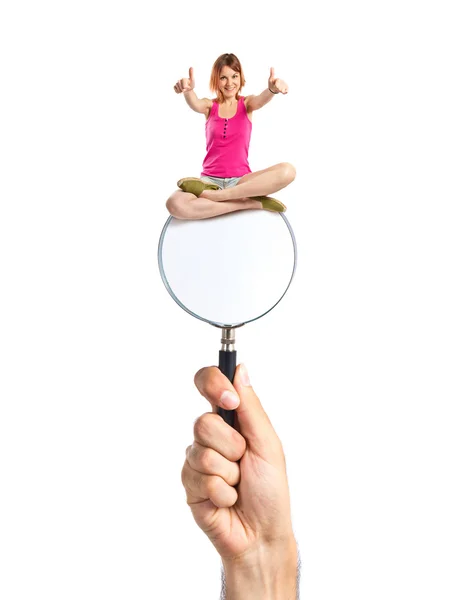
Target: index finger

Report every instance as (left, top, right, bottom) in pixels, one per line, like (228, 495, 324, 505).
(194, 366, 240, 411)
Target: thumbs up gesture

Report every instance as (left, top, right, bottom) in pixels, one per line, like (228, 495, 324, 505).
(268, 67, 289, 94)
(174, 67, 196, 94)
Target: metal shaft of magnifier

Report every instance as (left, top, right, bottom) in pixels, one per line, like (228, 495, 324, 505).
(217, 327, 239, 428)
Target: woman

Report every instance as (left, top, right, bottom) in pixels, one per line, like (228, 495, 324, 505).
(166, 53, 296, 220)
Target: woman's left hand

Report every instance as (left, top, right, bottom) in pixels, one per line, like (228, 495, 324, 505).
(268, 67, 289, 94)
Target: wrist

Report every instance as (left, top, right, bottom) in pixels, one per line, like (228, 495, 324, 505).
(222, 537, 298, 600)
(268, 87, 279, 94)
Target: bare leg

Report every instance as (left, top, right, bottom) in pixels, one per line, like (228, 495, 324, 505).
(166, 190, 262, 221)
(199, 162, 296, 202)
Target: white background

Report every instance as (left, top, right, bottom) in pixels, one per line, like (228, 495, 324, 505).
(1, 1, 455, 598)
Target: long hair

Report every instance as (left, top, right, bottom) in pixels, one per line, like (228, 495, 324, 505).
(209, 53, 246, 103)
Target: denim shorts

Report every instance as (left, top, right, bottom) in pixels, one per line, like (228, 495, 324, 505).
(200, 175, 242, 189)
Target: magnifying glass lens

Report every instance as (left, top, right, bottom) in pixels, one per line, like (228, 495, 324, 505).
(159, 210, 296, 328)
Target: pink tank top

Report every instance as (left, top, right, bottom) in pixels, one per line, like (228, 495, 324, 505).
(201, 96, 252, 178)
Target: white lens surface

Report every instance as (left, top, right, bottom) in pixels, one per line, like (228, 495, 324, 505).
(159, 210, 296, 327)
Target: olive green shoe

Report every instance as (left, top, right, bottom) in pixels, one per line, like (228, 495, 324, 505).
(251, 196, 287, 212)
(177, 177, 220, 197)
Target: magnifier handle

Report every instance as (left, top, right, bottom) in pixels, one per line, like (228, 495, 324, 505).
(218, 350, 237, 428)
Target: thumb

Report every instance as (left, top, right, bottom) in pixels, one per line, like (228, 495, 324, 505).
(232, 364, 281, 458)
(189, 66, 194, 81)
(269, 66, 275, 80)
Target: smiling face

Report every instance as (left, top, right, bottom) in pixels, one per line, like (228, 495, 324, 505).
(218, 66, 240, 101)
(209, 53, 245, 103)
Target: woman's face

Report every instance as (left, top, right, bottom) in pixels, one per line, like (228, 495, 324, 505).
(218, 66, 240, 100)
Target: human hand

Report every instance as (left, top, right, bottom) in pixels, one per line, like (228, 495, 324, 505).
(173, 67, 195, 94)
(181, 364, 296, 568)
(268, 67, 289, 94)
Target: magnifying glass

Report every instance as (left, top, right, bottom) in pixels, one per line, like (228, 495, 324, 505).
(158, 209, 297, 428)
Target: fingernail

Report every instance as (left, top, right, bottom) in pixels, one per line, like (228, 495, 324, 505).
(239, 363, 251, 387)
(220, 390, 239, 409)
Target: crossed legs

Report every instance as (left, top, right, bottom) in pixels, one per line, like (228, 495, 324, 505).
(166, 162, 296, 221)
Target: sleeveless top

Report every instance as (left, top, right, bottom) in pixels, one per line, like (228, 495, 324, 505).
(201, 96, 252, 178)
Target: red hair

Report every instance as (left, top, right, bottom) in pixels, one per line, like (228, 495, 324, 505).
(209, 53, 246, 103)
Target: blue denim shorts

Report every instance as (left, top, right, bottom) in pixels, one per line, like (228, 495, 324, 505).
(200, 175, 242, 189)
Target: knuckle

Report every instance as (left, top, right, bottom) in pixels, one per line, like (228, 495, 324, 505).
(193, 367, 206, 387)
(193, 418, 204, 439)
(180, 462, 188, 486)
(205, 475, 220, 497)
(194, 365, 219, 391)
(193, 413, 211, 440)
(200, 448, 215, 472)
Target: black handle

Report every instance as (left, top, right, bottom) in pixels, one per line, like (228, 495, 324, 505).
(218, 350, 237, 428)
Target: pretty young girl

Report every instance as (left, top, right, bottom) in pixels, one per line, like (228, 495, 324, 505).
(166, 53, 296, 220)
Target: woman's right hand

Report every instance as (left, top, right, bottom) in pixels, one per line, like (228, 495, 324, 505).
(174, 67, 195, 93)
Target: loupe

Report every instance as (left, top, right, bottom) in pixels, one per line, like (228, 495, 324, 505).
(158, 209, 297, 428)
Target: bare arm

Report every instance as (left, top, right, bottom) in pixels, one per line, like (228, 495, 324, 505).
(174, 67, 212, 116)
(245, 88, 277, 112)
(182, 90, 212, 114)
(222, 539, 299, 600)
(244, 67, 289, 112)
